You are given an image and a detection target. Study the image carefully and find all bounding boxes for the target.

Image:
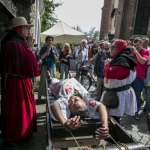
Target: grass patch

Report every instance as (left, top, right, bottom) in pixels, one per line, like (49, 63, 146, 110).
(34, 66, 60, 92)
(56, 66, 60, 79)
(34, 76, 40, 92)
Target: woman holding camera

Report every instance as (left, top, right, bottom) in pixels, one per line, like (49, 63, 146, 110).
(75, 39, 88, 76)
(59, 43, 72, 79)
(38, 35, 59, 102)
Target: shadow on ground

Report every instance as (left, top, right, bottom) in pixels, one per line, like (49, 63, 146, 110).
(0, 97, 47, 150)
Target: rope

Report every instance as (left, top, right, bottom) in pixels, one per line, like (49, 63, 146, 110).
(103, 144, 108, 150)
(109, 134, 122, 150)
(67, 129, 130, 150)
(120, 143, 130, 150)
(69, 131, 82, 150)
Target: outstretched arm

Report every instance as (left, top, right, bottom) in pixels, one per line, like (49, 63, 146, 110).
(50, 102, 83, 131)
(95, 104, 109, 139)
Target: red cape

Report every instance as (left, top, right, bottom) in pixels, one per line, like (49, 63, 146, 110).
(1, 38, 40, 141)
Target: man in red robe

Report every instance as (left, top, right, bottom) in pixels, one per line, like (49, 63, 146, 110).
(0, 17, 40, 145)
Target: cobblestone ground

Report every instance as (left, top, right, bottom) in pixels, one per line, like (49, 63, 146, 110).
(90, 84, 150, 147)
(0, 72, 150, 149)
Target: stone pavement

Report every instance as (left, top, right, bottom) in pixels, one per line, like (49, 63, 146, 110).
(0, 94, 47, 150)
(0, 72, 150, 149)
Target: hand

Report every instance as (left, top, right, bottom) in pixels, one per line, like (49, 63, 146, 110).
(63, 116, 83, 131)
(36, 47, 40, 52)
(46, 48, 51, 53)
(80, 46, 83, 52)
(66, 55, 70, 58)
(131, 46, 137, 53)
(52, 50, 55, 55)
(95, 125, 109, 140)
(26, 35, 35, 49)
(64, 59, 68, 62)
(104, 58, 112, 65)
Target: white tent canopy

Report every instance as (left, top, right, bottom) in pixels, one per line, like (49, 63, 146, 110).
(40, 20, 87, 43)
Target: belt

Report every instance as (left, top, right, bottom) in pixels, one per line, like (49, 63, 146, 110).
(105, 84, 131, 92)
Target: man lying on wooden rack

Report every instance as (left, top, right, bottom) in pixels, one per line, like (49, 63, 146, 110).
(46, 71, 109, 139)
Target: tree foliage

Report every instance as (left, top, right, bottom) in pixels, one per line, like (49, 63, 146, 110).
(72, 25, 100, 43)
(41, 0, 62, 32)
(72, 25, 82, 32)
(87, 27, 100, 43)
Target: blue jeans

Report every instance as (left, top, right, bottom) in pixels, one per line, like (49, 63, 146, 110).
(60, 63, 69, 79)
(145, 86, 150, 112)
(131, 78, 144, 112)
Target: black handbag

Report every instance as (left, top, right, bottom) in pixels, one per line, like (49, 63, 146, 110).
(103, 91, 119, 108)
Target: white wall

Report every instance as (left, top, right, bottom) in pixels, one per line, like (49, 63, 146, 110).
(114, 0, 119, 8)
(34, 0, 44, 48)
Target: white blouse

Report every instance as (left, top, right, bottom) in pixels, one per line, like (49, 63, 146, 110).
(49, 78, 101, 121)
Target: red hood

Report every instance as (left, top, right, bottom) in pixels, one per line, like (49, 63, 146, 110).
(113, 39, 127, 59)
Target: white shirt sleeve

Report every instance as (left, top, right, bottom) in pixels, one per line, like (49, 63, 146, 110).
(75, 49, 79, 59)
(86, 49, 88, 61)
(84, 97, 101, 119)
(50, 98, 71, 121)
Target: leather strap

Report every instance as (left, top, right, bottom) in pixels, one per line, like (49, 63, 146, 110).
(105, 84, 131, 92)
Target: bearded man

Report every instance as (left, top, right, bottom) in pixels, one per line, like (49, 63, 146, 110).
(93, 41, 112, 100)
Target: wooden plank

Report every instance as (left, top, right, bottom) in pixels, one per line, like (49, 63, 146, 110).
(109, 117, 136, 143)
(53, 138, 100, 149)
(46, 113, 53, 149)
(52, 124, 101, 138)
(146, 112, 150, 134)
(46, 79, 49, 114)
(52, 119, 102, 126)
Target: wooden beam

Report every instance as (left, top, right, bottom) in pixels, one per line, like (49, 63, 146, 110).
(46, 113, 53, 149)
(146, 112, 150, 134)
(109, 117, 135, 143)
(53, 138, 100, 149)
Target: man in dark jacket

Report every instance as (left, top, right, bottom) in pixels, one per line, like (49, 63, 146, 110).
(94, 41, 112, 100)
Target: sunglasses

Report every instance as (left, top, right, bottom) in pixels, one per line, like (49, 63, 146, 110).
(111, 46, 118, 49)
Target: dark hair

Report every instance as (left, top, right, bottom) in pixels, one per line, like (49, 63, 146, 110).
(133, 38, 142, 44)
(74, 103, 89, 120)
(126, 40, 131, 44)
(45, 35, 54, 42)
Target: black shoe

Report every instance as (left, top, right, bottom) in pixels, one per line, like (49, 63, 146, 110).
(141, 100, 144, 106)
(143, 107, 146, 112)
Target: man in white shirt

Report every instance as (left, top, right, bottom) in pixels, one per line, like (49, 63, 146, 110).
(47, 71, 109, 139)
(142, 38, 150, 50)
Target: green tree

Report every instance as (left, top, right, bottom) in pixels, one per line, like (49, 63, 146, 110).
(72, 25, 82, 32)
(41, 0, 62, 32)
(87, 27, 100, 43)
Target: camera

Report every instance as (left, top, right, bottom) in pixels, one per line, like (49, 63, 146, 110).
(48, 48, 55, 58)
(34, 44, 38, 47)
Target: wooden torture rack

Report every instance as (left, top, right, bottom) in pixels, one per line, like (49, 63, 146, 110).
(45, 79, 147, 150)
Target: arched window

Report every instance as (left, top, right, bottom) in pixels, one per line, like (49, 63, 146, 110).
(134, 0, 150, 35)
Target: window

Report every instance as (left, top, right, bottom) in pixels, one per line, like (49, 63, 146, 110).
(134, 0, 150, 35)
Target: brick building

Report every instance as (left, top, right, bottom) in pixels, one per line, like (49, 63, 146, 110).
(100, 0, 150, 41)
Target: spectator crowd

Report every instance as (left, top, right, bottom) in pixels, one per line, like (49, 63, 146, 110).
(1, 16, 150, 146)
